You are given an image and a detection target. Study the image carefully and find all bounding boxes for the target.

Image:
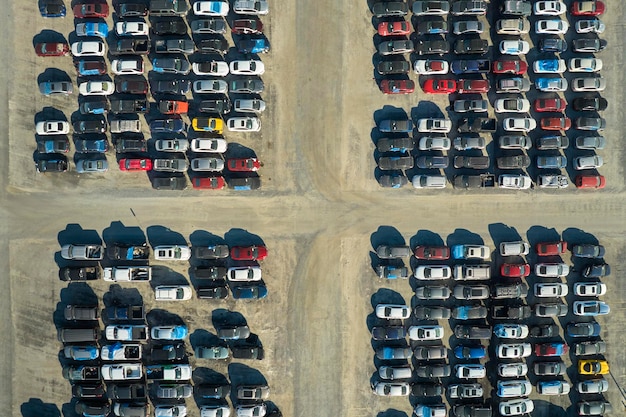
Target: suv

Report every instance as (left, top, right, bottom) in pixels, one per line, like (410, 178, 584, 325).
(454, 38, 488, 54)
(454, 325, 491, 340)
(501, 0, 532, 16)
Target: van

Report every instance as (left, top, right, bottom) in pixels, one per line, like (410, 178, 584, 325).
(454, 264, 491, 280)
(64, 305, 99, 321)
(58, 327, 101, 343)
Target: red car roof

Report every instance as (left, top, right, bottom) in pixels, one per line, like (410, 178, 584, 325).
(576, 175, 606, 189)
(192, 176, 226, 189)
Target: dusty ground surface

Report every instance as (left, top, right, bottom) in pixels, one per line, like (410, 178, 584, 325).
(2, 1, 626, 417)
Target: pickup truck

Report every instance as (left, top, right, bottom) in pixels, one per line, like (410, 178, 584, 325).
(451, 59, 491, 74)
(154, 39, 195, 54)
(107, 305, 145, 321)
(452, 245, 490, 260)
(159, 100, 189, 115)
(458, 118, 497, 133)
(105, 325, 149, 341)
(107, 243, 150, 260)
(61, 244, 104, 260)
(146, 364, 192, 381)
(110, 38, 150, 55)
(109, 99, 148, 114)
(153, 158, 189, 173)
(63, 366, 101, 381)
(101, 343, 142, 361)
(101, 363, 143, 381)
(60, 266, 101, 281)
(103, 266, 152, 282)
(453, 174, 495, 189)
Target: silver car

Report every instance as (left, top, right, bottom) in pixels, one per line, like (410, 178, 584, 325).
(75, 158, 108, 173)
(190, 157, 225, 172)
(376, 245, 410, 259)
(575, 136, 605, 150)
(39, 81, 73, 96)
(234, 99, 266, 113)
(378, 40, 414, 55)
(156, 383, 193, 399)
(155, 139, 189, 152)
(415, 285, 451, 300)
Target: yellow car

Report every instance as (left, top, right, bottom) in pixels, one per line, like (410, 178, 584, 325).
(192, 117, 224, 134)
(578, 359, 609, 375)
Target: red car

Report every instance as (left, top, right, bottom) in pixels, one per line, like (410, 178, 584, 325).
(378, 20, 410, 36)
(492, 60, 527, 75)
(381, 79, 415, 94)
(571, 0, 605, 16)
(540, 117, 571, 131)
(501, 263, 531, 278)
(422, 79, 456, 94)
(227, 158, 261, 172)
(414, 246, 450, 260)
(35, 42, 69, 57)
(535, 343, 569, 357)
(192, 176, 226, 190)
(575, 175, 605, 189)
(536, 241, 568, 256)
(457, 79, 490, 94)
(232, 19, 264, 34)
(119, 158, 152, 171)
(534, 98, 567, 112)
(230, 245, 268, 261)
(73, 2, 109, 18)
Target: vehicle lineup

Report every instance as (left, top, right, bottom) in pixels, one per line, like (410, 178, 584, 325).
(372, 0, 608, 190)
(372, 228, 612, 414)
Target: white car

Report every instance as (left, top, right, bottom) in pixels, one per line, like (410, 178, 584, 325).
(576, 19, 605, 34)
(193, 80, 228, 94)
(228, 266, 262, 282)
(455, 364, 486, 379)
(574, 282, 607, 297)
(413, 405, 446, 417)
(101, 364, 143, 381)
(538, 380, 571, 395)
(499, 40, 530, 55)
(499, 241, 530, 256)
(418, 136, 451, 150)
(155, 285, 193, 301)
(194, 1, 229, 16)
(71, 41, 105, 57)
(111, 58, 144, 75)
(576, 379, 609, 394)
(155, 139, 189, 152)
(36, 121, 70, 135)
(408, 325, 444, 341)
(200, 406, 231, 417)
(229, 60, 265, 75)
(155, 405, 187, 417)
(414, 265, 452, 280)
(534, 283, 568, 297)
(78, 81, 114, 96)
(190, 138, 228, 153)
(115, 21, 149, 36)
(376, 304, 410, 319)
(535, 19, 569, 34)
(227, 117, 261, 132)
(568, 58, 603, 73)
(235, 404, 268, 417)
(497, 380, 532, 398)
(192, 61, 229, 76)
(498, 363, 528, 378)
(499, 399, 534, 416)
(233, 0, 269, 15)
(538, 175, 569, 189)
(494, 324, 529, 339)
(534, 1, 566, 15)
(497, 343, 532, 359)
(499, 174, 532, 190)
(574, 155, 604, 170)
(154, 245, 192, 260)
(494, 98, 531, 113)
(412, 175, 447, 189)
(414, 59, 449, 74)
(234, 99, 266, 113)
(503, 117, 537, 132)
(417, 118, 452, 133)
(535, 263, 570, 277)
(572, 76, 606, 92)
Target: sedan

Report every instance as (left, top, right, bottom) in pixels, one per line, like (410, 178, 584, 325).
(193, 80, 228, 94)
(35, 121, 70, 135)
(379, 119, 413, 132)
(452, 285, 489, 300)
(418, 137, 451, 150)
(494, 324, 529, 339)
(35, 42, 69, 57)
(415, 156, 449, 169)
(503, 118, 537, 132)
(499, 135, 531, 150)
(372, 382, 409, 397)
(408, 325, 444, 341)
(492, 60, 528, 74)
(534, 283, 568, 297)
(194, 0, 229, 16)
(501, 263, 530, 278)
(535, 263, 569, 277)
(71, 41, 105, 57)
(377, 60, 411, 75)
(572, 97, 607, 112)
(576, 18, 605, 33)
(414, 306, 451, 319)
(499, 399, 534, 416)
(192, 117, 224, 133)
(535, 361, 566, 376)
(375, 304, 410, 319)
(573, 300, 610, 316)
(230, 246, 267, 261)
(533, 59, 566, 74)
(154, 245, 192, 260)
(417, 19, 448, 35)
(499, 40, 530, 55)
(73, 2, 109, 17)
(152, 57, 191, 75)
(567, 322, 601, 338)
(574, 282, 607, 296)
(414, 265, 451, 280)
(151, 325, 188, 340)
(448, 383, 483, 399)
(574, 155, 603, 170)
(228, 158, 261, 172)
(535, 342, 568, 357)
(534, 98, 567, 112)
(154, 285, 192, 301)
(535, 19, 569, 34)
(412, 1, 450, 15)
(572, 76, 606, 92)
(573, 38, 607, 52)
(571, 1, 605, 16)
(230, 60, 265, 75)
(417, 118, 451, 133)
(569, 58, 603, 72)
(572, 244, 605, 258)
(494, 98, 530, 113)
(535, 303, 568, 317)
(378, 40, 414, 55)
(536, 77, 568, 92)
(378, 20, 410, 36)
(497, 380, 532, 398)
(119, 158, 152, 171)
(575, 117, 606, 131)
(233, 0, 269, 15)
(372, 2, 408, 17)
(540, 117, 571, 131)
(191, 138, 227, 153)
(414, 59, 449, 75)
(453, 38, 488, 54)
(422, 79, 456, 93)
(414, 246, 450, 260)
(577, 379, 609, 394)
(415, 285, 451, 300)
(39, 81, 73, 96)
(453, 20, 484, 34)
(78, 81, 114, 96)
(115, 21, 149, 36)
(228, 117, 261, 132)
(539, 37, 568, 52)
(534, 1, 566, 15)
(454, 99, 488, 113)
(497, 343, 532, 359)
(454, 345, 486, 359)
(380, 79, 415, 94)
(456, 79, 489, 94)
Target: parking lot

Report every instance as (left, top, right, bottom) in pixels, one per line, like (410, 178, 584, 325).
(2, 1, 626, 417)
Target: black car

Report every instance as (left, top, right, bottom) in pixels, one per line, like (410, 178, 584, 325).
(199, 97, 231, 114)
(414, 306, 451, 320)
(416, 19, 448, 35)
(377, 60, 411, 75)
(150, 343, 187, 362)
(378, 153, 414, 170)
(60, 266, 101, 281)
(79, 98, 110, 115)
(453, 156, 489, 169)
(415, 364, 451, 378)
(228, 176, 261, 190)
(378, 173, 408, 188)
(539, 37, 567, 53)
(453, 404, 492, 417)
(72, 383, 106, 399)
(73, 118, 107, 134)
(114, 138, 147, 153)
(231, 340, 264, 359)
(152, 79, 191, 95)
(415, 38, 449, 55)
(529, 324, 559, 338)
(36, 156, 68, 173)
(416, 156, 449, 169)
(75, 402, 110, 417)
(454, 38, 488, 54)
(583, 263, 610, 278)
(492, 305, 531, 320)
(377, 137, 414, 153)
(117, 2, 148, 17)
(195, 384, 231, 399)
(573, 97, 608, 111)
(115, 76, 149, 94)
(198, 38, 229, 54)
(153, 18, 188, 35)
(197, 284, 230, 299)
(572, 38, 607, 53)
(109, 384, 148, 401)
(371, 326, 406, 341)
(371, 1, 409, 17)
(39, 0, 66, 17)
(151, 176, 188, 190)
(497, 155, 531, 169)
(194, 266, 228, 280)
(74, 137, 109, 153)
(411, 383, 444, 397)
(572, 244, 605, 259)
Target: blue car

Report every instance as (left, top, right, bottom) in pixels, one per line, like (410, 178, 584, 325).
(150, 118, 186, 133)
(454, 345, 486, 359)
(536, 77, 568, 92)
(64, 345, 99, 360)
(534, 59, 565, 73)
(232, 284, 268, 299)
(451, 245, 465, 259)
(238, 38, 270, 54)
(567, 322, 601, 338)
(76, 22, 109, 38)
(573, 301, 610, 316)
(40, 0, 66, 17)
(75, 138, 108, 153)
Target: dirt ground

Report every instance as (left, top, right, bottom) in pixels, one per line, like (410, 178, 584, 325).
(2, 1, 626, 417)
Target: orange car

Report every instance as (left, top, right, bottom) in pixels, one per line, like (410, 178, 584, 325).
(159, 100, 189, 115)
(541, 116, 571, 131)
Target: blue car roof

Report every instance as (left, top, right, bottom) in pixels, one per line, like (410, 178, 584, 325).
(451, 245, 464, 259)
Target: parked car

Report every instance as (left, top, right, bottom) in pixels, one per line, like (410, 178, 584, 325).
(572, 76, 606, 92)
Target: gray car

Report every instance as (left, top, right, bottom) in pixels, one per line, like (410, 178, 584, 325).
(376, 245, 411, 259)
(454, 156, 490, 169)
(575, 117, 606, 131)
(453, 285, 489, 300)
(415, 285, 451, 300)
(39, 81, 73, 95)
(413, 1, 450, 15)
(537, 155, 566, 169)
(575, 136, 605, 150)
(452, 0, 487, 15)
(217, 325, 250, 340)
(414, 345, 448, 360)
(378, 40, 414, 55)
(156, 383, 193, 399)
(230, 77, 264, 93)
(416, 156, 449, 169)
(448, 383, 484, 399)
(537, 135, 569, 150)
(416, 364, 451, 378)
(152, 57, 191, 75)
(572, 38, 607, 53)
(574, 341, 607, 356)
(453, 38, 488, 54)
(415, 39, 449, 55)
(195, 345, 230, 359)
(496, 77, 531, 93)
(75, 158, 109, 173)
(372, 326, 406, 341)
(377, 137, 414, 153)
(377, 60, 411, 75)
(535, 303, 567, 317)
(454, 99, 488, 113)
(499, 135, 532, 150)
(578, 401, 612, 416)
(371, 1, 408, 17)
(237, 385, 270, 400)
(497, 155, 531, 169)
(414, 306, 451, 320)
(534, 361, 566, 376)
(378, 153, 414, 170)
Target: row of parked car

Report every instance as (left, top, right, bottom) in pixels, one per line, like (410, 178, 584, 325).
(35, 0, 267, 190)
